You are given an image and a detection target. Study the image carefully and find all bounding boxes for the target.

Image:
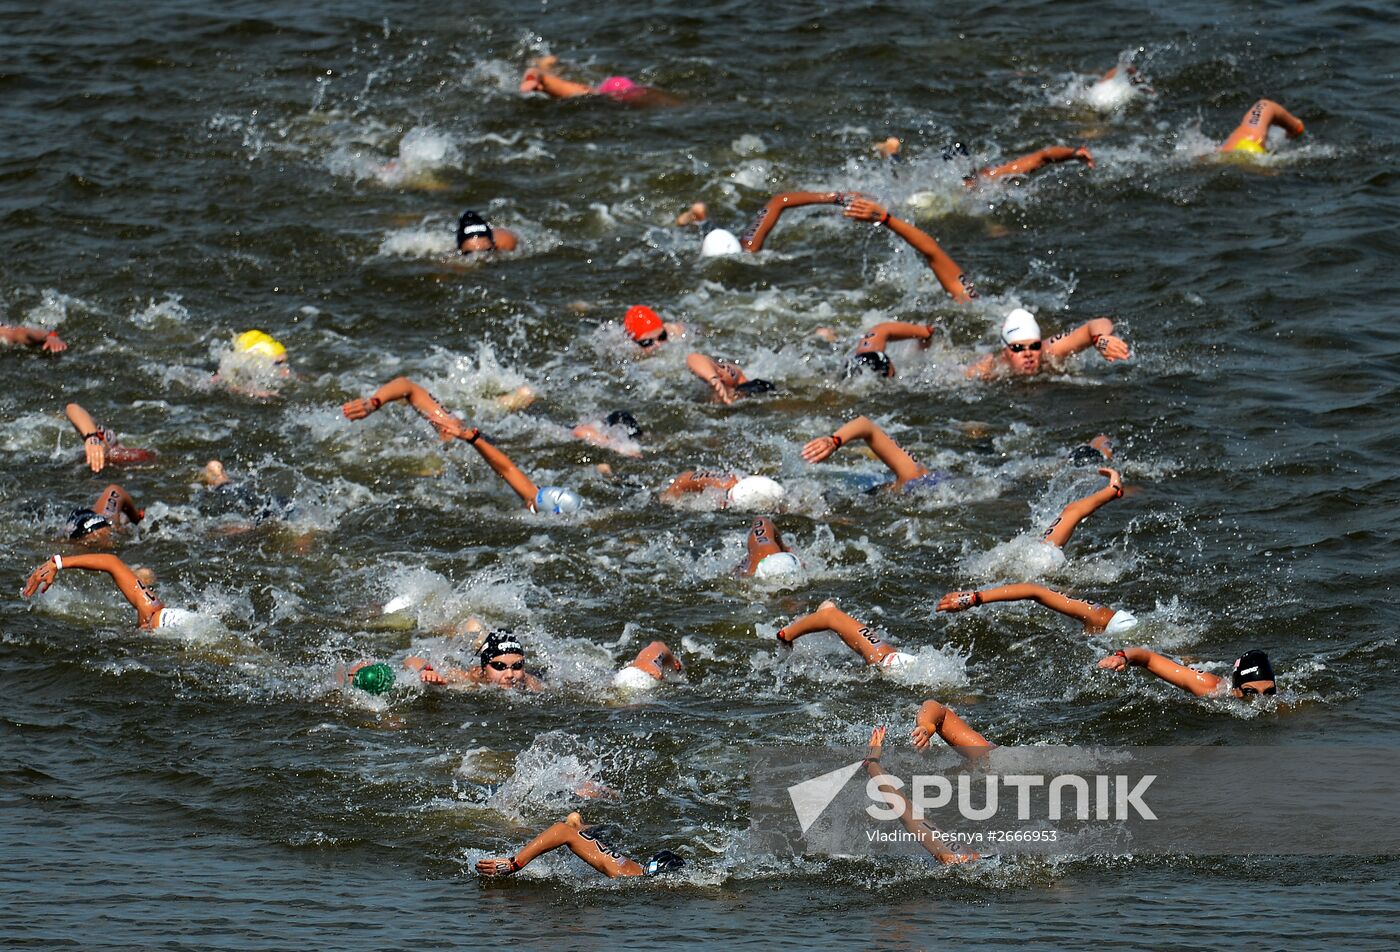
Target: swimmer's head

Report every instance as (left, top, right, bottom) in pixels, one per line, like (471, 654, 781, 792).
(456, 210, 497, 254)
(234, 329, 287, 363)
(1000, 308, 1043, 375)
(201, 459, 230, 487)
(624, 305, 667, 349)
(479, 630, 527, 687)
(65, 508, 112, 543)
(605, 410, 643, 438)
(643, 849, 684, 877)
(534, 486, 584, 515)
(351, 662, 396, 696)
(1068, 445, 1105, 467)
(700, 228, 742, 257)
(597, 76, 638, 99)
(843, 350, 894, 379)
(1230, 138, 1267, 156)
(753, 550, 801, 579)
(1231, 649, 1276, 698)
(726, 475, 786, 511)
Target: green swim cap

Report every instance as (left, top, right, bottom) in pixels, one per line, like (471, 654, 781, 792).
(352, 662, 396, 695)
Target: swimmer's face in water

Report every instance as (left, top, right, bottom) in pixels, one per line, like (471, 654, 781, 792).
(483, 652, 527, 688)
(459, 236, 496, 254)
(1231, 679, 1277, 700)
(1003, 338, 1043, 375)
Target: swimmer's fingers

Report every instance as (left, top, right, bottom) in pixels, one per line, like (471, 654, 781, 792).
(1097, 654, 1128, 672)
(420, 669, 447, 686)
(1097, 467, 1123, 493)
(801, 436, 837, 464)
(708, 377, 735, 405)
(936, 592, 975, 613)
(1096, 335, 1130, 361)
(842, 199, 886, 222)
(866, 725, 887, 760)
(1075, 146, 1095, 168)
(22, 563, 55, 597)
(476, 858, 517, 877)
(910, 725, 933, 750)
(341, 399, 373, 421)
(84, 440, 106, 473)
(43, 335, 67, 353)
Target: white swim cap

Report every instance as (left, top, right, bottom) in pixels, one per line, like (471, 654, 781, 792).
(381, 594, 417, 615)
(1103, 609, 1139, 635)
(612, 665, 658, 690)
(700, 228, 742, 257)
(881, 651, 918, 669)
(1087, 78, 1134, 111)
(534, 486, 584, 515)
(753, 551, 802, 579)
(1001, 308, 1041, 344)
(726, 475, 786, 511)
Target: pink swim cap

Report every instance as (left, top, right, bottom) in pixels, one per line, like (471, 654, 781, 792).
(597, 76, 638, 98)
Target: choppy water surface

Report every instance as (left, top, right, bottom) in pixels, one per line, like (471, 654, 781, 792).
(3, 1, 1399, 948)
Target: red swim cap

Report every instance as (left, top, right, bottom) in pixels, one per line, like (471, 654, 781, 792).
(624, 305, 663, 340)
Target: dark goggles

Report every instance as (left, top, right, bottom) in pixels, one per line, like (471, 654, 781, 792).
(1006, 340, 1042, 353)
(488, 660, 525, 672)
(1239, 685, 1277, 697)
(635, 330, 668, 348)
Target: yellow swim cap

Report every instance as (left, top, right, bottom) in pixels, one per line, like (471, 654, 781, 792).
(1231, 138, 1266, 155)
(234, 329, 287, 361)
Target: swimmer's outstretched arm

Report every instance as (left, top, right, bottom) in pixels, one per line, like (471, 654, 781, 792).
(855, 322, 936, 353)
(519, 58, 594, 99)
(93, 484, 144, 525)
(456, 429, 541, 510)
(801, 415, 929, 488)
(937, 584, 1118, 633)
(1220, 99, 1304, 151)
(864, 727, 978, 864)
(1097, 647, 1222, 697)
(842, 198, 975, 302)
(659, 470, 736, 502)
(741, 191, 857, 253)
(23, 553, 161, 627)
(65, 403, 108, 473)
(1042, 467, 1123, 548)
(686, 353, 746, 405)
(341, 377, 466, 441)
(911, 701, 994, 758)
(627, 640, 682, 680)
(776, 600, 893, 665)
(1, 325, 66, 352)
(974, 146, 1094, 184)
(1044, 316, 1129, 362)
(477, 813, 646, 878)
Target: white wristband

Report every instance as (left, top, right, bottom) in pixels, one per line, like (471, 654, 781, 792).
(52, 554, 63, 570)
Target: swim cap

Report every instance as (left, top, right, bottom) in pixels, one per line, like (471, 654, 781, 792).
(234, 329, 287, 362)
(612, 665, 657, 691)
(456, 210, 496, 252)
(534, 486, 584, 514)
(1231, 138, 1267, 155)
(726, 475, 786, 511)
(881, 651, 918, 669)
(351, 662, 396, 695)
(65, 508, 112, 540)
(754, 551, 802, 579)
(597, 76, 638, 98)
(479, 630, 526, 667)
(843, 351, 893, 379)
(623, 305, 663, 341)
(1000, 308, 1041, 345)
(605, 410, 643, 438)
(643, 849, 684, 876)
(1231, 649, 1275, 688)
(734, 378, 775, 396)
(1103, 609, 1139, 636)
(700, 228, 742, 257)
(1069, 444, 1105, 467)
(940, 141, 971, 162)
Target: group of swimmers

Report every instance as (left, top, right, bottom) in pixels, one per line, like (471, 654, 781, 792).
(11, 52, 1306, 879)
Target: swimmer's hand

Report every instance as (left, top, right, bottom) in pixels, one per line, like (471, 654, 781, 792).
(801, 435, 841, 464)
(1073, 146, 1095, 169)
(83, 434, 107, 473)
(1099, 467, 1124, 498)
(1097, 650, 1129, 673)
(1093, 333, 1130, 362)
(910, 723, 934, 751)
(341, 396, 381, 421)
(42, 333, 67, 354)
(403, 656, 447, 685)
(865, 725, 887, 762)
(707, 375, 736, 405)
(843, 198, 889, 223)
(476, 857, 521, 877)
(22, 560, 57, 597)
(519, 68, 545, 94)
(936, 591, 980, 614)
(775, 627, 795, 648)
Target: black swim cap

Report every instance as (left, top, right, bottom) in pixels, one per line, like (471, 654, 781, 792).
(65, 508, 112, 540)
(605, 410, 643, 438)
(479, 629, 525, 667)
(734, 379, 776, 396)
(456, 210, 496, 253)
(1231, 650, 1275, 689)
(843, 351, 893, 379)
(1068, 445, 1104, 467)
(643, 849, 684, 876)
(940, 141, 970, 162)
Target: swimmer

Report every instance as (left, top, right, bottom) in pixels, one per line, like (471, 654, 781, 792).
(622, 304, 686, 355)
(0, 324, 67, 353)
(675, 191, 862, 258)
(342, 377, 584, 514)
(518, 55, 674, 106)
(969, 145, 1095, 186)
(737, 516, 801, 578)
(936, 583, 1138, 635)
(199, 460, 298, 530)
(685, 353, 775, 404)
(476, 810, 684, 879)
(801, 415, 938, 494)
(62, 484, 145, 547)
(659, 472, 785, 511)
(775, 600, 919, 670)
(572, 410, 644, 458)
(22, 553, 192, 631)
(1035, 466, 1124, 564)
(1088, 62, 1154, 109)
(1097, 647, 1278, 701)
(455, 210, 519, 254)
(64, 403, 155, 473)
(1218, 99, 1304, 155)
(403, 630, 545, 692)
(863, 726, 979, 864)
(841, 198, 976, 302)
(214, 330, 293, 398)
(967, 307, 1130, 379)
(843, 322, 936, 379)
(910, 700, 995, 757)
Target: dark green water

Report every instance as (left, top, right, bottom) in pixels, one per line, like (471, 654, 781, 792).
(3, 1, 1399, 948)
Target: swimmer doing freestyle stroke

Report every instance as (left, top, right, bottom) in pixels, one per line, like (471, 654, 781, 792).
(775, 600, 920, 670)
(22, 553, 196, 631)
(1218, 99, 1304, 156)
(476, 810, 684, 879)
(674, 190, 866, 258)
(1097, 646, 1280, 702)
(967, 307, 1130, 379)
(63, 402, 155, 473)
(59, 483, 145, 548)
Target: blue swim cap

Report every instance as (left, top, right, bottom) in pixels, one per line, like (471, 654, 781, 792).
(534, 486, 584, 514)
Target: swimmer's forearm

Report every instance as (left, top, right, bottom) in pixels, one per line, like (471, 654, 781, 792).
(882, 217, 973, 302)
(64, 402, 99, 436)
(742, 191, 844, 252)
(467, 434, 539, 508)
(56, 553, 148, 608)
(872, 321, 935, 342)
(1, 326, 51, 346)
(1124, 647, 1219, 697)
